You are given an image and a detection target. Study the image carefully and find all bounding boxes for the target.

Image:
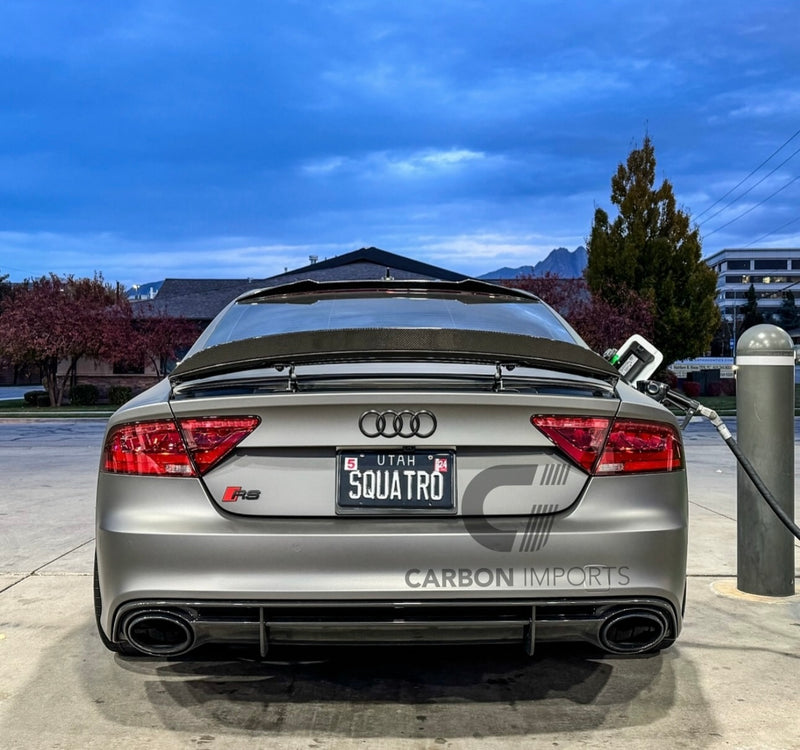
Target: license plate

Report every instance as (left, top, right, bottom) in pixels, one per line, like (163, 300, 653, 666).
(337, 450, 455, 511)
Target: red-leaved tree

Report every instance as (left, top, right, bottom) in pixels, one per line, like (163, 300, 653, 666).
(507, 273, 656, 355)
(133, 305, 201, 377)
(0, 274, 134, 405)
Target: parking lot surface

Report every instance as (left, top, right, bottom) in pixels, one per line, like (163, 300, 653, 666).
(1, 418, 799, 749)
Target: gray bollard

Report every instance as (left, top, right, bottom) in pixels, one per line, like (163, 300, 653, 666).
(736, 324, 795, 597)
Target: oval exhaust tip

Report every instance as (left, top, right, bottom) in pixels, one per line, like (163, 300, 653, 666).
(598, 609, 669, 654)
(122, 611, 195, 656)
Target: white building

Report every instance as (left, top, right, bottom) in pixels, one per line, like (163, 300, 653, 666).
(705, 247, 800, 330)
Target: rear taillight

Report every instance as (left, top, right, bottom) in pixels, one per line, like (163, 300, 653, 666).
(530, 416, 611, 473)
(103, 420, 190, 476)
(102, 417, 260, 477)
(531, 415, 682, 475)
(178, 417, 261, 475)
(598, 419, 683, 474)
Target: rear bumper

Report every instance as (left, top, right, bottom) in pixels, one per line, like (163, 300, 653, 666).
(96, 470, 688, 654)
(112, 597, 679, 656)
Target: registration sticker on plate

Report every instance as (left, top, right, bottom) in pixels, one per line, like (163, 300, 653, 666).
(337, 450, 455, 511)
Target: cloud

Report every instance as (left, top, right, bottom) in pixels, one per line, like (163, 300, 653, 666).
(388, 149, 485, 174)
(302, 148, 489, 180)
(724, 89, 800, 120)
(0, 231, 345, 285)
(1, 0, 800, 283)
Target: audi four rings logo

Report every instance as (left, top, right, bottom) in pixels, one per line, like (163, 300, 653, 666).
(358, 410, 437, 439)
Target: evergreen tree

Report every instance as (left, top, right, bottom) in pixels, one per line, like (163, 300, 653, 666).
(586, 136, 719, 365)
(740, 283, 764, 333)
(774, 289, 798, 331)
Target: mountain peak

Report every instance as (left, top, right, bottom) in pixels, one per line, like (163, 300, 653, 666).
(479, 246, 587, 280)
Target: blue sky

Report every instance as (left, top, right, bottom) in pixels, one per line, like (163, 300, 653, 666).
(1, 1, 799, 286)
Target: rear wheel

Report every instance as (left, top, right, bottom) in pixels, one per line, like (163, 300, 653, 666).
(93, 554, 141, 656)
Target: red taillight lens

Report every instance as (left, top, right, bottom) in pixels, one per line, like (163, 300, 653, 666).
(178, 417, 260, 475)
(531, 416, 612, 473)
(597, 419, 683, 475)
(102, 417, 260, 477)
(103, 420, 192, 476)
(532, 415, 683, 475)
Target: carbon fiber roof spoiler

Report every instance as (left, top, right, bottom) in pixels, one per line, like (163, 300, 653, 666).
(169, 327, 620, 385)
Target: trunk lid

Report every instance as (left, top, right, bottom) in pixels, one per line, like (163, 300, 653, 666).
(168, 379, 620, 518)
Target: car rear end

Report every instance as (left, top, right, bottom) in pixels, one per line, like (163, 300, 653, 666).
(95, 280, 687, 657)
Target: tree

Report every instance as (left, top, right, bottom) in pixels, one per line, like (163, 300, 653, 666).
(586, 135, 719, 365)
(0, 274, 134, 406)
(774, 290, 798, 332)
(739, 283, 764, 333)
(133, 306, 201, 377)
(509, 273, 588, 319)
(509, 274, 656, 354)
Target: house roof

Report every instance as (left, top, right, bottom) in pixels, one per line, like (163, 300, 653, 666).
(271, 247, 467, 282)
(132, 247, 468, 321)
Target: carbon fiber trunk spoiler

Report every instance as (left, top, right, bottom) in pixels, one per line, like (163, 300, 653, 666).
(169, 328, 620, 385)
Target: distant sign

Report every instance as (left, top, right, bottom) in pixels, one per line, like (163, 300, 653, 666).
(670, 357, 735, 379)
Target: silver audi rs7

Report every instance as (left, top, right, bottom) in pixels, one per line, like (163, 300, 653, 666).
(94, 278, 687, 658)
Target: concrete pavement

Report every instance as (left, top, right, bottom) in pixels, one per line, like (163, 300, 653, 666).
(0, 418, 798, 749)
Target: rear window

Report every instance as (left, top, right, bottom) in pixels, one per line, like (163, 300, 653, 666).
(191, 291, 579, 353)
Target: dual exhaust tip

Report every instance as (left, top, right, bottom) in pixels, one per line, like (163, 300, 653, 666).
(598, 608, 670, 655)
(119, 605, 671, 657)
(121, 610, 195, 657)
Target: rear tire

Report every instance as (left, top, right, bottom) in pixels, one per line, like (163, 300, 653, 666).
(93, 554, 141, 656)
